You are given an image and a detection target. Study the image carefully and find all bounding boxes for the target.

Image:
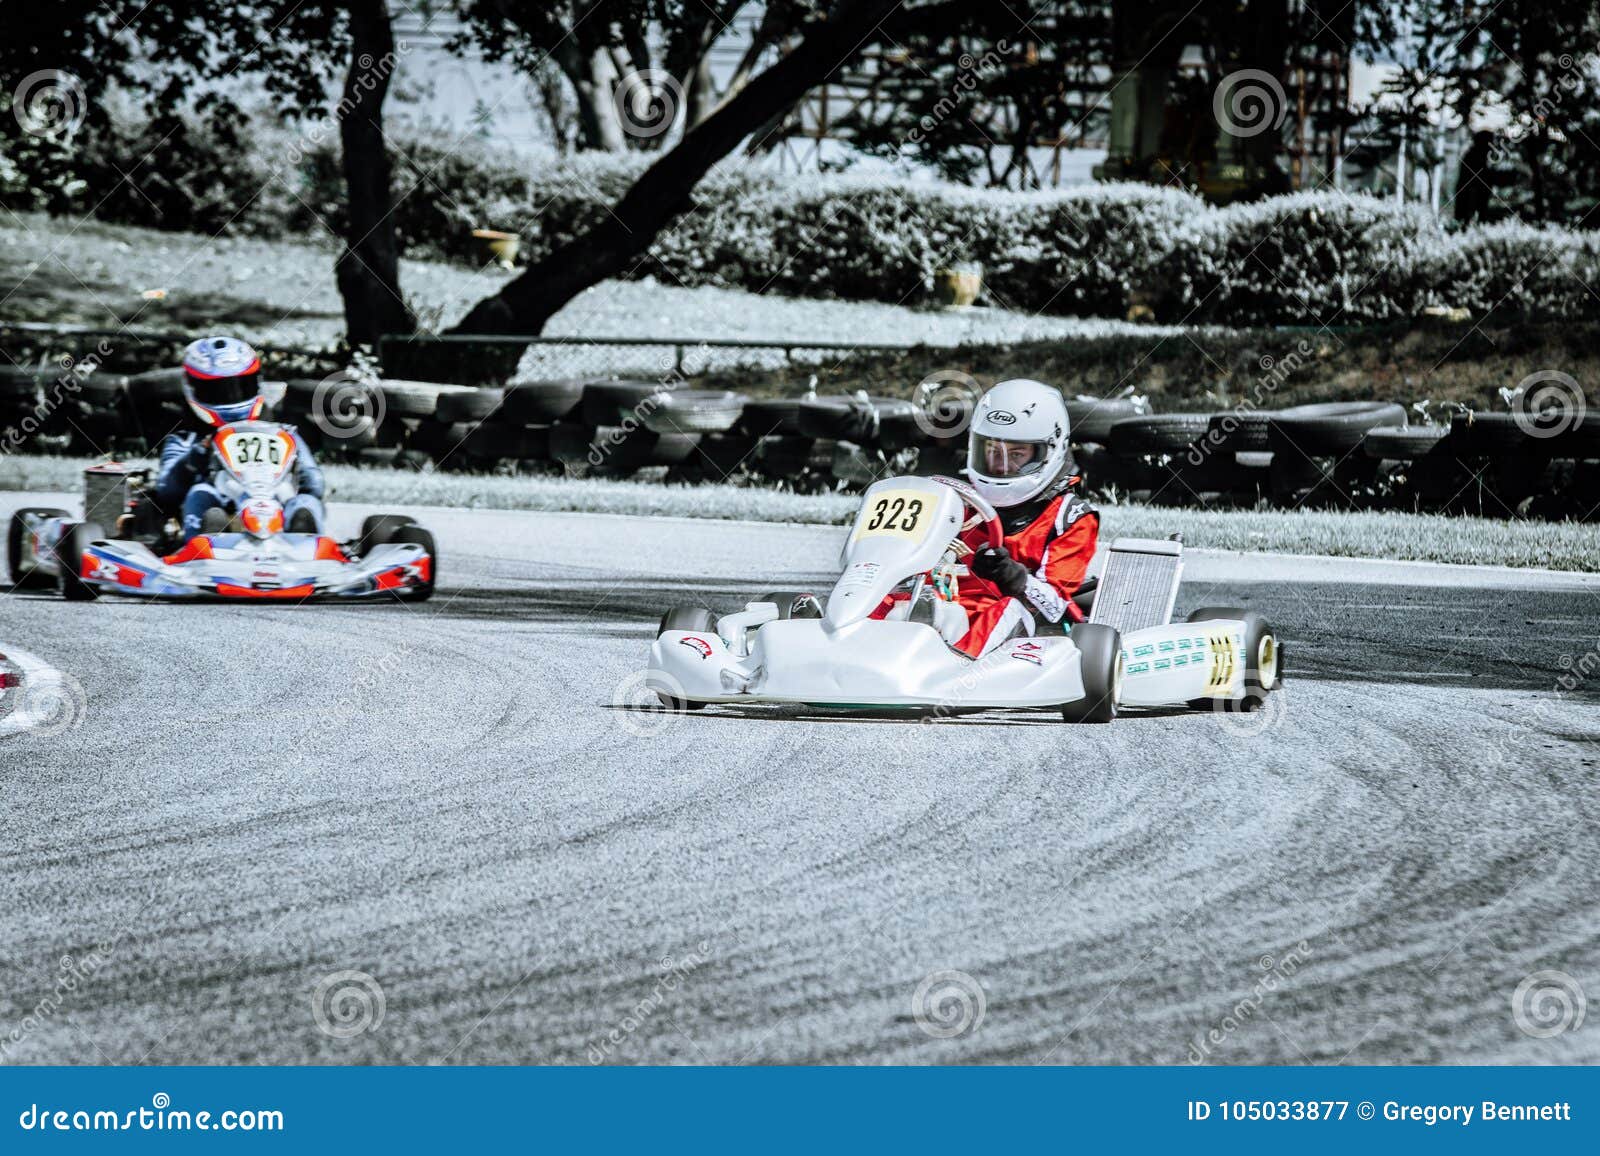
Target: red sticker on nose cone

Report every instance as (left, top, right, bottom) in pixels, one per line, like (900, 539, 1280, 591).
(678, 635, 714, 659)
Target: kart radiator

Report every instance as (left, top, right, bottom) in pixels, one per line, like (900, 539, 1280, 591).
(1088, 537, 1183, 634)
(82, 464, 143, 527)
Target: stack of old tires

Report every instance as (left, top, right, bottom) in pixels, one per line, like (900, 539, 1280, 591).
(0, 364, 144, 455)
(8, 365, 1596, 517)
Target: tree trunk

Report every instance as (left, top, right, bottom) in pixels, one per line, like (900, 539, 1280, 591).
(335, 0, 415, 349)
(559, 42, 628, 151)
(432, 0, 900, 383)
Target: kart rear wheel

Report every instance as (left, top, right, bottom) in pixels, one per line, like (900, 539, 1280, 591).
(1184, 607, 1280, 711)
(391, 524, 436, 601)
(657, 606, 717, 637)
(8, 508, 69, 589)
(359, 513, 415, 554)
(1062, 623, 1122, 723)
(54, 521, 105, 601)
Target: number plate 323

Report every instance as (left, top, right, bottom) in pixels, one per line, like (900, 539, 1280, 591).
(851, 489, 931, 543)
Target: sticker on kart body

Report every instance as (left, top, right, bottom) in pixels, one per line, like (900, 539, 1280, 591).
(678, 635, 714, 659)
(1010, 640, 1044, 666)
(834, 561, 882, 592)
(851, 489, 933, 544)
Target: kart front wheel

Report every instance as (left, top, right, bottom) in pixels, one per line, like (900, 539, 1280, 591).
(657, 606, 716, 637)
(359, 513, 415, 555)
(54, 521, 105, 602)
(758, 590, 824, 620)
(8, 507, 68, 590)
(1062, 623, 1122, 723)
(391, 524, 436, 601)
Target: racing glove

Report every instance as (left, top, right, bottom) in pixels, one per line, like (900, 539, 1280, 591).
(970, 546, 1029, 598)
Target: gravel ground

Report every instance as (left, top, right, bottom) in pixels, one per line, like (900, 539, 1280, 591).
(2, 498, 1598, 1065)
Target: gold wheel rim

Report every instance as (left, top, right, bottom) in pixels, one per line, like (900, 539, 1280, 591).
(1257, 634, 1278, 689)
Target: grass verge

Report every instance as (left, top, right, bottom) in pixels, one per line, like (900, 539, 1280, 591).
(5, 455, 1595, 572)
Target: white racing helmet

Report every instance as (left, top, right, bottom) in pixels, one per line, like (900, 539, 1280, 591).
(964, 379, 1071, 508)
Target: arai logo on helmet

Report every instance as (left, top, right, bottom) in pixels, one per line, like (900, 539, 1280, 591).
(985, 410, 1017, 426)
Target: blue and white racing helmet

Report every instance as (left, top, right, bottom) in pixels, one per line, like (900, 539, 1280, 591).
(181, 335, 263, 427)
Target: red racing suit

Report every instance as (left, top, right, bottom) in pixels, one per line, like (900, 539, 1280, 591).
(954, 486, 1098, 658)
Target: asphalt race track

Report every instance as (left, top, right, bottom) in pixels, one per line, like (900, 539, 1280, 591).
(2, 493, 1597, 1065)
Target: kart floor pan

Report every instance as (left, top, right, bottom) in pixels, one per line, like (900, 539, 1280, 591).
(1089, 537, 1183, 633)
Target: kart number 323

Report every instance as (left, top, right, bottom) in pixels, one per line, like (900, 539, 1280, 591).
(853, 489, 928, 542)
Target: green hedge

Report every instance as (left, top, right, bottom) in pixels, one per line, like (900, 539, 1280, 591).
(36, 111, 1600, 326)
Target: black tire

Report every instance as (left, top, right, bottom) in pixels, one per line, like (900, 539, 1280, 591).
(1107, 413, 1213, 457)
(1184, 607, 1281, 711)
(8, 507, 70, 589)
(55, 521, 105, 601)
(1267, 402, 1407, 457)
(435, 387, 505, 424)
(1062, 623, 1122, 723)
(758, 590, 824, 620)
(124, 367, 186, 401)
(1205, 410, 1276, 452)
(797, 395, 916, 442)
(1448, 410, 1544, 457)
(657, 606, 717, 636)
(1362, 424, 1449, 460)
(391, 524, 436, 601)
(753, 435, 816, 479)
(1066, 395, 1152, 444)
(736, 398, 807, 437)
(580, 381, 667, 426)
(501, 379, 585, 424)
(638, 390, 747, 436)
(377, 379, 448, 419)
(359, 514, 415, 554)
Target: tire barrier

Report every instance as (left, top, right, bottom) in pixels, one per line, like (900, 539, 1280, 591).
(3, 368, 1594, 519)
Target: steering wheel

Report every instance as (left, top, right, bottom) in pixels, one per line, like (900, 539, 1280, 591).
(930, 474, 1003, 550)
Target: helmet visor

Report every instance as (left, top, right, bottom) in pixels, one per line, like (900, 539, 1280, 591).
(188, 370, 260, 407)
(974, 436, 1047, 478)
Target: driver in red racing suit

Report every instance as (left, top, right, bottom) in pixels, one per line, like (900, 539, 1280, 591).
(952, 379, 1098, 657)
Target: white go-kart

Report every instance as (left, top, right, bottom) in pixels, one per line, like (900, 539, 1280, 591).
(647, 475, 1281, 721)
